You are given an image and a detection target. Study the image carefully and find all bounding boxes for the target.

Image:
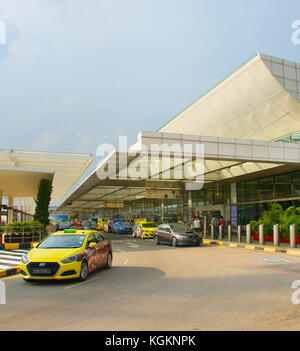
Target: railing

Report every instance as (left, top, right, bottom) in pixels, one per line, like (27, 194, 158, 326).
(0, 226, 46, 244)
(203, 223, 299, 249)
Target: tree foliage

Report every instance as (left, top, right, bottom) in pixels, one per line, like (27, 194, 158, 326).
(33, 178, 53, 226)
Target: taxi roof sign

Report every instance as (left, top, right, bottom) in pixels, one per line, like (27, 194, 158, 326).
(64, 229, 76, 233)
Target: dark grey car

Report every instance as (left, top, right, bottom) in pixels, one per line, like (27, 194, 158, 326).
(153, 223, 202, 247)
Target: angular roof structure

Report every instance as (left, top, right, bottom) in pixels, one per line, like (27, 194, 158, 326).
(56, 53, 300, 214)
(0, 149, 93, 202)
(159, 53, 300, 141)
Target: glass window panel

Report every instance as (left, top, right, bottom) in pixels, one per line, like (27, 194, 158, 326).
(275, 173, 292, 198)
(198, 191, 205, 206)
(293, 171, 300, 196)
(205, 190, 213, 205)
(245, 179, 260, 201)
(213, 188, 223, 204)
(259, 177, 274, 200)
(237, 182, 246, 203)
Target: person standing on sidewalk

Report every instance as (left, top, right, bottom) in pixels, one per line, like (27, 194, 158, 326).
(193, 217, 201, 233)
(219, 216, 225, 240)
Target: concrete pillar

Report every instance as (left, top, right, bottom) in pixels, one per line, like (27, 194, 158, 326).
(211, 222, 214, 239)
(246, 224, 252, 244)
(161, 198, 164, 223)
(219, 225, 222, 241)
(290, 224, 296, 249)
(17, 199, 22, 222)
(0, 191, 2, 225)
(231, 183, 237, 204)
(273, 224, 279, 247)
(7, 196, 14, 224)
(259, 224, 264, 246)
(228, 225, 232, 242)
(203, 216, 207, 238)
(238, 225, 242, 243)
(188, 191, 193, 219)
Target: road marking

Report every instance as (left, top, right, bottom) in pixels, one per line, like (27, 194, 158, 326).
(64, 277, 98, 290)
(0, 250, 25, 257)
(115, 249, 126, 253)
(0, 249, 30, 270)
(259, 257, 294, 263)
(176, 249, 300, 278)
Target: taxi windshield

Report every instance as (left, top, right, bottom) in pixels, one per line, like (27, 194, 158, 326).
(142, 223, 157, 228)
(37, 235, 86, 249)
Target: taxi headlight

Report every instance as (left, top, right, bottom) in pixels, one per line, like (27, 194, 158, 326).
(61, 254, 81, 264)
(21, 254, 29, 264)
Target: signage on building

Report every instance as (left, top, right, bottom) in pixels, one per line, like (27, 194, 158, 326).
(231, 205, 238, 228)
(146, 190, 180, 199)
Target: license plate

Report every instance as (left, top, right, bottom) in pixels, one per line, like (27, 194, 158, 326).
(32, 268, 51, 275)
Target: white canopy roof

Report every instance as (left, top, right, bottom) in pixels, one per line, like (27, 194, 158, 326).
(56, 131, 300, 213)
(159, 53, 300, 141)
(0, 149, 93, 202)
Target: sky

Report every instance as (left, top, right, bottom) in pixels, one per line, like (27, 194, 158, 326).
(0, 0, 300, 204)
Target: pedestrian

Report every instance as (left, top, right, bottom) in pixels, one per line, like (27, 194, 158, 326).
(211, 217, 219, 240)
(219, 216, 225, 239)
(107, 219, 112, 233)
(193, 217, 201, 233)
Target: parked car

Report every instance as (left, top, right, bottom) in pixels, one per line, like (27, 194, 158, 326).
(54, 220, 71, 231)
(81, 220, 98, 230)
(20, 229, 113, 282)
(153, 223, 202, 247)
(111, 220, 133, 234)
(133, 221, 157, 239)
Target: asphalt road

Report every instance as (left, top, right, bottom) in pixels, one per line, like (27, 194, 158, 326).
(1, 234, 300, 331)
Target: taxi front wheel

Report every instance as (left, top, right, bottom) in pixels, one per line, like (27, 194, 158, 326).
(105, 252, 112, 269)
(78, 260, 89, 282)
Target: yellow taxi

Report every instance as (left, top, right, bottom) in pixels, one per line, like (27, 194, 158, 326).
(97, 217, 109, 230)
(133, 221, 157, 239)
(134, 218, 146, 225)
(20, 229, 113, 282)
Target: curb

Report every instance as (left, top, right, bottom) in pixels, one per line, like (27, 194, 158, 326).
(203, 239, 300, 257)
(0, 242, 38, 279)
(0, 242, 38, 251)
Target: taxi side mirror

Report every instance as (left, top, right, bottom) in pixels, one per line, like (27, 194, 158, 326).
(33, 242, 38, 248)
(88, 242, 97, 249)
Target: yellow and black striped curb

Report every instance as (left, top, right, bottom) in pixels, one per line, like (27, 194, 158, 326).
(203, 239, 300, 257)
(0, 242, 38, 279)
(0, 266, 20, 278)
(0, 242, 38, 251)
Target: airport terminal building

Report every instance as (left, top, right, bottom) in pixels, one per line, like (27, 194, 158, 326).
(57, 53, 300, 227)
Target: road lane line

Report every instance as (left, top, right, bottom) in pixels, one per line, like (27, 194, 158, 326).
(64, 277, 98, 290)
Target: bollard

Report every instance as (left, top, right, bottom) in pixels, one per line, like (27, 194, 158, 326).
(238, 225, 242, 243)
(259, 224, 264, 246)
(273, 224, 279, 247)
(203, 217, 207, 239)
(290, 224, 296, 249)
(246, 224, 252, 244)
(211, 224, 214, 240)
(228, 225, 232, 242)
(219, 225, 222, 241)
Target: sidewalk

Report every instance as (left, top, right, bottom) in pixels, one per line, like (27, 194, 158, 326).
(203, 237, 300, 257)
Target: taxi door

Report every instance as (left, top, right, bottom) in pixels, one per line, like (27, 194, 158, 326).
(86, 233, 98, 272)
(94, 232, 108, 266)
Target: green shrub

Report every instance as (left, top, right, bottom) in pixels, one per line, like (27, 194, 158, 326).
(255, 203, 300, 238)
(4, 221, 44, 234)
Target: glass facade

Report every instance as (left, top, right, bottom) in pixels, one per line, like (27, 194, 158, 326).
(237, 170, 300, 203)
(102, 170, 300, 227)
